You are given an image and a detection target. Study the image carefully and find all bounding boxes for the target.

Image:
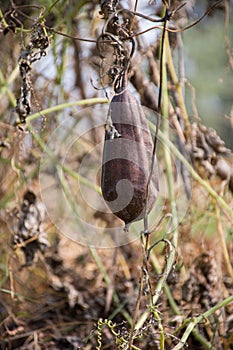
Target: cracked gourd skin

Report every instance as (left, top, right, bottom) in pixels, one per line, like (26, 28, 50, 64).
(101, 89, 159, 226)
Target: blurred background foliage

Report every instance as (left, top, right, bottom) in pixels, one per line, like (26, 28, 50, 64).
(183, 5, 233, 149)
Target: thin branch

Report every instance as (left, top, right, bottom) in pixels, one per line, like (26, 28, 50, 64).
(132, 0, 225, 38)
(46, 27, 96, 43)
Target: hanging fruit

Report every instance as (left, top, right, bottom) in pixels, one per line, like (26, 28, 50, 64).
(101, 88, 159, 229)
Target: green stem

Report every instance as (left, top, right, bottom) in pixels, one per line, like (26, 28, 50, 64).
(161, 34, 179, 246)
(26, 98, 108, 122)
(0, 67, 18, 105)
(135, 31, 179, 333)
(0, 8, 8, 28)
(191, 328, 214, 350)
(151, 306, 165, 350)
(166, 38, 191, 140)
(41, 0, 60, 19)
(172, 295, 233, 350)
(150, 252, 180, 315)
(63, 165, 101, 194)
(153, 28, 178, 319)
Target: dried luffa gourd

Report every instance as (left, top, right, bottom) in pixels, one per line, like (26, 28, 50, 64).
(101, 89, 159, 229)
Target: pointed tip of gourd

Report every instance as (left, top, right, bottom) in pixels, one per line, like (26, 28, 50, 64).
(123, 223, 130, 232)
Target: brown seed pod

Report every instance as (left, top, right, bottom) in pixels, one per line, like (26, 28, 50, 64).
(101, 89, 159, 228)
